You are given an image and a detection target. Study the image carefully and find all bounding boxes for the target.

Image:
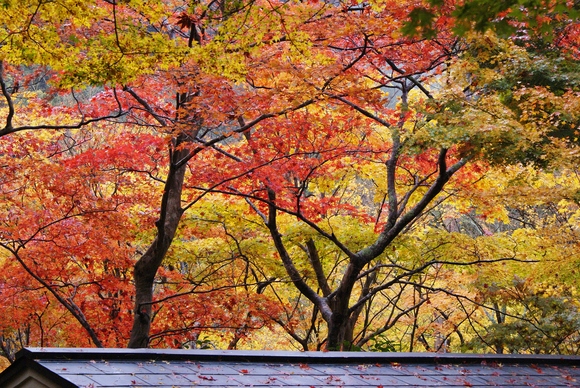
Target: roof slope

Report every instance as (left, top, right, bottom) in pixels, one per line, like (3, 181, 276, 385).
(1, 348, 579, 387)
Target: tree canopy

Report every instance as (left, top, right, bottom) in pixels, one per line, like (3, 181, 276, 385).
(1, 0, 580, 362)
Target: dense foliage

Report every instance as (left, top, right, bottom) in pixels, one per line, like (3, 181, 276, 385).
(1, 0, 580, 363)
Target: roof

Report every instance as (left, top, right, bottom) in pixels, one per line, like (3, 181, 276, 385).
(1, 347, 579, 387)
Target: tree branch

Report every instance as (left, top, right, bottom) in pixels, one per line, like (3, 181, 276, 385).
(304, 239, 332, 297)
(0, 245, 104, 347)
(265, 188, 333, 321)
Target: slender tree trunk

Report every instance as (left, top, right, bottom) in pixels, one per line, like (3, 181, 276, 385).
(128, 138, 189, 348)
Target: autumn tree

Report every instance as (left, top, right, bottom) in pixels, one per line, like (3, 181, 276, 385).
(410, 53, 580, 353)
(0, 0, 177, 356)
(0, 122, 166, 358)
(159, 0, 477, 350)
(173, 0, 580, 351)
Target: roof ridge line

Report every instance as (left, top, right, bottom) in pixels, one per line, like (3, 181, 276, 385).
(16, 348, 580, 366)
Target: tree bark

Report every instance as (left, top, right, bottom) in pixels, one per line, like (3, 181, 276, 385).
(128, 136, 189, 348)
(326, 260, 363, 350)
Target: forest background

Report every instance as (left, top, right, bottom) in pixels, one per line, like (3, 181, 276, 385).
(1, 0, 580, 368)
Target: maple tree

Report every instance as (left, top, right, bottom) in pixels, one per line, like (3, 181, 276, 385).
(368, 159, 580, 354)
(0, 119, 171, 355)
(130, 0, 580, 354)
(123, 0, 330, 347)
(176, 0, 580, 351)
(0, 0, 162, 358)
(168, 0, 474, 350)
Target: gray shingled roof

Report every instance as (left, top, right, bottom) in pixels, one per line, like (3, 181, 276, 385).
(1, 347, 579, 387)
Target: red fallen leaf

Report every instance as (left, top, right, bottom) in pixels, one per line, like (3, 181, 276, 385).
(377, 385, 384, 388)
(199, 375, 216, 381)
(299, 363, 311, 370)
(239, 369, 249, 374)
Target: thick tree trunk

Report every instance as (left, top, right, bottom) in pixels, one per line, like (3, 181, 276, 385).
(128, 141, 188, 348)
(326, 312, 361, 350)
(326, 261, 362, 350)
